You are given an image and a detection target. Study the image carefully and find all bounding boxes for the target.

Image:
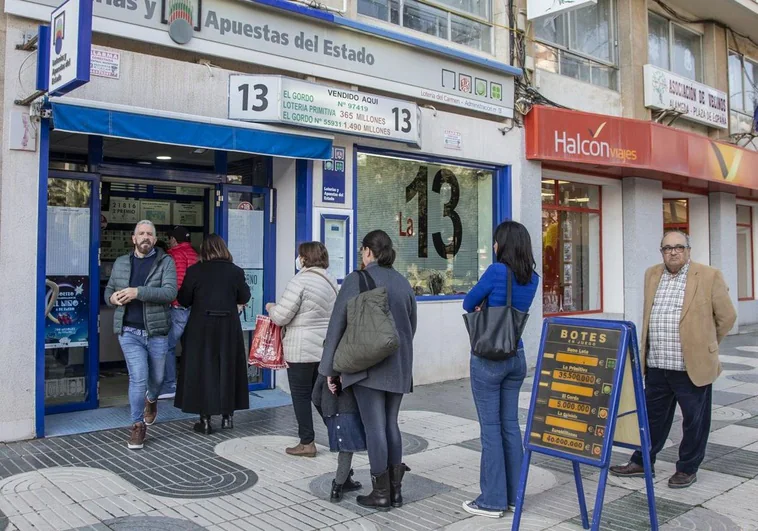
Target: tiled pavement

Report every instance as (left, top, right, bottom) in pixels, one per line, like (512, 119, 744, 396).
(0, 333, 757, 530)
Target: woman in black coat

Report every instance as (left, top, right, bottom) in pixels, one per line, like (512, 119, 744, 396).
(175, 234, 251, 434)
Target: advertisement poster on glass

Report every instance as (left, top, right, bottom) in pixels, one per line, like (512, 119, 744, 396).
(240, 269, 264, 331)
(45, 275, 89, 349)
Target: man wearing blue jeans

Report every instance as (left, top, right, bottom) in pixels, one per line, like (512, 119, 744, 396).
(105, 220, 177, 450)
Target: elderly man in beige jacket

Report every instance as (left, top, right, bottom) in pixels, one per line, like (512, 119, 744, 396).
(611, 230, 737, 488)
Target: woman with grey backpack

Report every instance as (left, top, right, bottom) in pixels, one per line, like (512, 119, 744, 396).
(320, 230, 417, 511)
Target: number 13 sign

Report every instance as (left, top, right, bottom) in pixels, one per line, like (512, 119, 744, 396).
(228, 75, 421, 145)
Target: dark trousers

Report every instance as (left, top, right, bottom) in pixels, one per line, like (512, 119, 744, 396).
(287, 362, 320, 444)
(353, 385, 404, 475)
(631, 368, 712, 475)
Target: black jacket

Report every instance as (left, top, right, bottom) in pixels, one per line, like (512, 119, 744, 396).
(312, 374, 359, 418)
(174, 260, 251, 415)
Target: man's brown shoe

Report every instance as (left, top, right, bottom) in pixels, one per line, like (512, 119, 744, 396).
(609, 462, 654, 478)
(128, 422, 146, 450)
(285, 442, 317, 457)
(144, 397, 158, 426)
(668, 472, 696, 489)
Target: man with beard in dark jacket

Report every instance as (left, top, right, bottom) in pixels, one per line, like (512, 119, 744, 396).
(105, 220, 177, 450)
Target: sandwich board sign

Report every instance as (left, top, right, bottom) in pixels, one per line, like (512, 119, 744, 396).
(513, 318, 658, 531)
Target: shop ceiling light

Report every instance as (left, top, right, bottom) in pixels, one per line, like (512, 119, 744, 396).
(156, 155, 172, 160)
(137, 161, 152, 165)
(192, 148, 207, 154)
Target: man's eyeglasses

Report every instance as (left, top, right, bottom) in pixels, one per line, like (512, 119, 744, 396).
(661, 245, 689, 254)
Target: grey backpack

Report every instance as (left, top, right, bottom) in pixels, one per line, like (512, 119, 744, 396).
(333, 270, 399, 374)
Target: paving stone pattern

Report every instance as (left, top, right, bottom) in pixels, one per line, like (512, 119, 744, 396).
(0, 332, 756, 530)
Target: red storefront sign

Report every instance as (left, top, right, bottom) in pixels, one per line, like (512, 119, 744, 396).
(526, 105, 758, 195)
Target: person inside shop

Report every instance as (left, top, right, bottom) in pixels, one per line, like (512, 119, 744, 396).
(158, 226, 198, 400)
(319, 230, 417, 511)
(611, 230, 736, 489)
(174, 234, 251, 434)
(265, 242, 340, 458)
(104, 220, 177, 451)
(460, 220, 539, 519)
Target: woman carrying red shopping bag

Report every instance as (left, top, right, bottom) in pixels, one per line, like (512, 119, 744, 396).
(264, 242, 339, 458)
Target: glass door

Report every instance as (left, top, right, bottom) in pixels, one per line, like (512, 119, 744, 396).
(45, 172, 100, 414)
(217, 184, 274, 391)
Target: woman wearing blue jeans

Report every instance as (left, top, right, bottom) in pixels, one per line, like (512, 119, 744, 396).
(462, 221, 539, 519)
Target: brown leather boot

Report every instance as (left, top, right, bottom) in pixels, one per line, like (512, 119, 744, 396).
(143, 397, 158, 426)
(668, 471, 696, 489)
(285, 442, 317, 457)
(609, 461, 654, 478)
(127, 422, 146, 450)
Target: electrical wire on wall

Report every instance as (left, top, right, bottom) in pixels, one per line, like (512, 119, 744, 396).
(498, 0, 571, 125)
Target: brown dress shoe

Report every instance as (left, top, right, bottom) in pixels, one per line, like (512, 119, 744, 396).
(609, 461, 654, 478)
(668, 471, 696, 489)
(128, 422, 146, 450)
(285, 442, 317, 457)
(144, 397, 158, 426)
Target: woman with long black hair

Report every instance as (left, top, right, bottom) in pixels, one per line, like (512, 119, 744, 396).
(461, 221, 540, 519)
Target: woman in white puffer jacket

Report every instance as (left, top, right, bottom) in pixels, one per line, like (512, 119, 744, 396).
(265, 242, 339, 458)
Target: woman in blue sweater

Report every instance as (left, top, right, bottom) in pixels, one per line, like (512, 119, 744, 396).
(461, 221, 540, 519)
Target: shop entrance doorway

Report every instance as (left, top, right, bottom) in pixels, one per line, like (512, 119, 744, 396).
(44, 137, 276, 417)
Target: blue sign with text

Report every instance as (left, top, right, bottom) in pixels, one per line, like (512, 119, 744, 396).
(322, 146, 346, 204)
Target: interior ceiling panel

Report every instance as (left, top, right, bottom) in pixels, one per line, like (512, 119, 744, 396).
(50, 132, 252, 166)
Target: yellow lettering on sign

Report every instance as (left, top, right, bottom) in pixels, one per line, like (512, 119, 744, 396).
(553, 370, 596, 385)
(542, 433, 585, 451)
(548, 398, 592, 415)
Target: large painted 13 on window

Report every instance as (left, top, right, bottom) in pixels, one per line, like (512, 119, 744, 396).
(357, 152, 493, 296)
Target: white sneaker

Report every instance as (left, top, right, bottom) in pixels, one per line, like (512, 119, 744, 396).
(462, 501, 503, 519)
(158, 392, 175, 400)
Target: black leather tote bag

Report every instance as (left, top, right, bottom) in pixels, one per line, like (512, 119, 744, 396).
(462, 271, 529, 361)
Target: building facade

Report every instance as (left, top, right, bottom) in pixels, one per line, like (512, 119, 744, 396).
(0, 0, 756, 442)
(523, 0, 758, 335)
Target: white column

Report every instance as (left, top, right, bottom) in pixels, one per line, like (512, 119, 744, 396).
(709, 192, 739, 333)
(622, 178, 663, 338)
(0, 22, 43, 441)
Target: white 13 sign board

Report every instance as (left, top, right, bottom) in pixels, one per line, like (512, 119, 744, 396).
(228, 75, 420, 145)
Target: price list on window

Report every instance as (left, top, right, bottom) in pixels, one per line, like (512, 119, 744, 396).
(528, 324, 623, 462)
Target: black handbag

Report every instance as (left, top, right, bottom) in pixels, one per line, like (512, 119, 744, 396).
(462, 270, 529, 361)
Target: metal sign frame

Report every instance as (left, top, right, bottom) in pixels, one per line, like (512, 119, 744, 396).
(513, 317, 658, 530)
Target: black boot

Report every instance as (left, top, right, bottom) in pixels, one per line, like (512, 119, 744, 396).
(356, 469, 391, 511)
(221, 414, 233, 429)
(389, 464, 411, 507)
(193, 415, 212, 435)
(330, 480, 344, 503)
(343, 469, 362, 492)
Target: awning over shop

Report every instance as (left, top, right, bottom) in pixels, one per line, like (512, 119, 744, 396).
(50, 97, 333, 161)
(525, 105, 758, 198)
